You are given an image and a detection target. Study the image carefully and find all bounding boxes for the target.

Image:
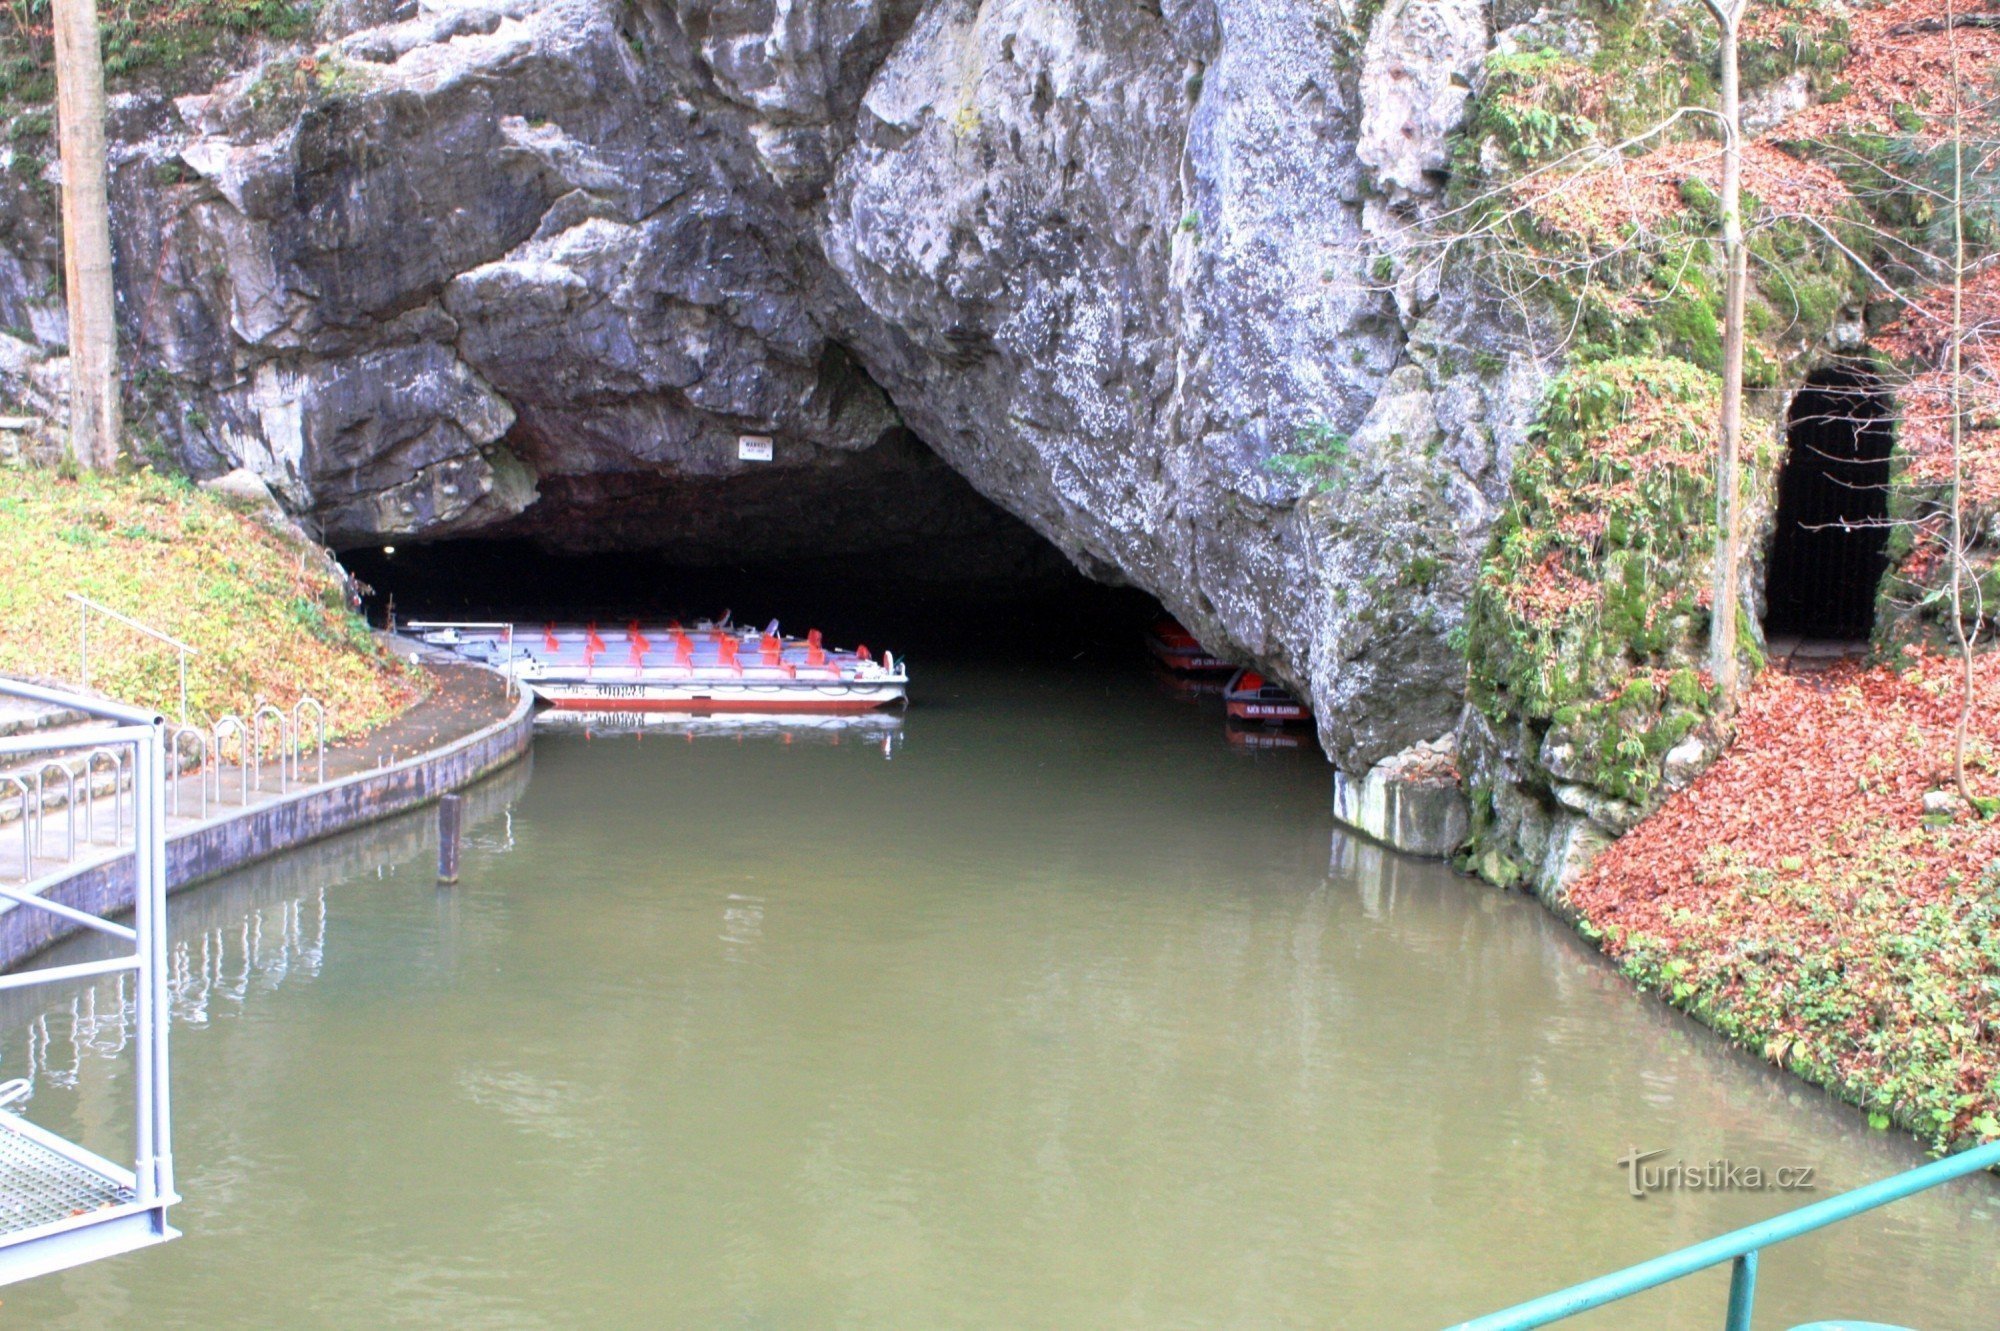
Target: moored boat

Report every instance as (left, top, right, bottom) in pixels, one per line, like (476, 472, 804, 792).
(1223, 668, 1311, 725)
(407, 619, 908, 714)
(1144, 617, 1233, 674)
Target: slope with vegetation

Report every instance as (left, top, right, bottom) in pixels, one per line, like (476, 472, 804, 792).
(1448, 0, 2000, 1147)
(0, 467, 419, 732)
(1570, 650, 2000, 1148)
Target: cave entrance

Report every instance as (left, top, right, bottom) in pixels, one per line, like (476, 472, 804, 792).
(1761, 370, 1895, 643)
(337, 518, 1154, 665)
(340, 536, 1155, 660)
(334, 427, 1166, 661)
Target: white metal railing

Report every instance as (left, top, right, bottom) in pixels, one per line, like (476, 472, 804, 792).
(0, 676, 178, 1283)
(210, 715, 250, 806)
(68, 593, 199, 725)
(291, 697, 326, 786)
(251, 702, 290, 795)
(165, 727, 209, 821)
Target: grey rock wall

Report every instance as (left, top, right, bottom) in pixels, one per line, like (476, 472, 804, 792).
(0, 0, 1538, 775)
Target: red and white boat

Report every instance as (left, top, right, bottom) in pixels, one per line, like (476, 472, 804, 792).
(1223, 668, 1311, 725)
(407, 619, 908, 714)
(1144, 617, 1233, 674)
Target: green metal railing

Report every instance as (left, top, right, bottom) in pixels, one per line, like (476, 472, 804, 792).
(1445, 1137, 2000, 1331)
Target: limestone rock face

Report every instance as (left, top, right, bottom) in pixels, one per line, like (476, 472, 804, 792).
(1357, 0, 1488, 197)
(0, 0, 1539, 774)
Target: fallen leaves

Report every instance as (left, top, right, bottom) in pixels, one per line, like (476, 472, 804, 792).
(1518, 140, 1852, 247)
(1570, 648, 2000, 1143)
(1783, 0, 2000, 141)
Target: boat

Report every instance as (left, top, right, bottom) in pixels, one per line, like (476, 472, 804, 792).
(1144, 617, 1233, 674)
(405, 619, 909, 714)
(1223, 668, 1311, 725)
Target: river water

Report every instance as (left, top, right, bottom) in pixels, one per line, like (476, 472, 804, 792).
(2, 658, 1995, 1329)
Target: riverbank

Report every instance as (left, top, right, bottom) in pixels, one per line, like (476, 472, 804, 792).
(0, 468, 418, 732)
(1564, 649, 2000, 1151)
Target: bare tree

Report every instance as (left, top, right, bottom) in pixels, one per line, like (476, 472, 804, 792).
(1703, 0, 1750, 705)
(50, 0, 119, 471)
(1943, 0, 1980, 802)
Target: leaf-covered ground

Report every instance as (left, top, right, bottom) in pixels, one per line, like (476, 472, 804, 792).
(0, 469, 420, 734)
(1568, 650, 2000, 1148)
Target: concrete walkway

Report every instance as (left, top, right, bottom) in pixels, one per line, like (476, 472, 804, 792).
(0, 662, 533, 969)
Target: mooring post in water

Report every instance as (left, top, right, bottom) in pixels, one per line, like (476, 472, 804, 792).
(437, 793, 462, 885)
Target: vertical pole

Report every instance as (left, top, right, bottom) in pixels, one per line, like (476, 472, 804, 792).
(146, 719, 174, 1210)
(1723, 1250, 1758, 1331)
(51, 0, 121, 471)
(79, 606, 88, 690)
(177, 648, 187, 726)
(129, 733, 156, 1206)
(437, 793, 462, 885)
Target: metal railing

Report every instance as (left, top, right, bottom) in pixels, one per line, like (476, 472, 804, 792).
(0, 677, 178, 1283)
(69, 593, 198, 725)
(0, 747, 132, 884)
(1446, 1137, 2000, 1330)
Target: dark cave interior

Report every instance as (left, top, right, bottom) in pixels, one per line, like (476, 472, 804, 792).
(1762, 370, 1895, 641)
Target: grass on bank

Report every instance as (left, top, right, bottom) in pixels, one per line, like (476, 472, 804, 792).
(0, 467, 420, 733)
(0, 0, 315, 113)
(1568, 651, 2000, 1151)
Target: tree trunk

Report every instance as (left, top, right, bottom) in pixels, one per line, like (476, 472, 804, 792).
(1946, 0, 1978, 802)
(51, 0, 119, 472)
(1709, 7, 1748, 705)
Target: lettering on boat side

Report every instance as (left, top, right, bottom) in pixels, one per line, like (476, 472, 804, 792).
(738, 435, 774, 462)
(1615, 1147, 1818, 1199)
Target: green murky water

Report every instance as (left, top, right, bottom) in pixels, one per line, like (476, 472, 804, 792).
(2, 660, 1995, 1329)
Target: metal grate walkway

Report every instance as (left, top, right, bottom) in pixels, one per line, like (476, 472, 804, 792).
(0, 678, 179, 1285)
(0, 1118, 133, 1233)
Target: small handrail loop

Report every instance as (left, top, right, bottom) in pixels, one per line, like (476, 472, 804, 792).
(251, 702, 291, 794)
(291, 696, 326, 786)
(211, 716, 250, 807)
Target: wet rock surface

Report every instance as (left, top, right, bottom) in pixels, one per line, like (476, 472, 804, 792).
(0, 0, 1526, 774)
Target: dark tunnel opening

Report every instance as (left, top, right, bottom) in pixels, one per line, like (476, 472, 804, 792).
(1761, 370, 1895, 642)
(337, 501, 1160, 667)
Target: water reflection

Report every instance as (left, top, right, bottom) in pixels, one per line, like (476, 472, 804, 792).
(0, 755, 530, 1114)
(533, 708, 904, 756)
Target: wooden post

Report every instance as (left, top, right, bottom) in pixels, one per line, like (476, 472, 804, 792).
(437, 793, 462, 885)
(50, 0, 120, 471)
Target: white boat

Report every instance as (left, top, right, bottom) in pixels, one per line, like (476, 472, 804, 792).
(405, 619, 909, 714)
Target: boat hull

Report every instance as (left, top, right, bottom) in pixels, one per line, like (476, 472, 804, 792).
(1224, 699, 1312, 724)
(1144, 618, 1234, 675)
(1144, 639, 1234, 674)
(1222, 667, 1312, 725)
(528, 679, 907, 713)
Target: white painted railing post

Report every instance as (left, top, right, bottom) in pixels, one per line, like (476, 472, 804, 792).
(130, 728, 158, 1208)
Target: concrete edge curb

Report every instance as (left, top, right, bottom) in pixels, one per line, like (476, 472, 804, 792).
(0, 671, 535, 972)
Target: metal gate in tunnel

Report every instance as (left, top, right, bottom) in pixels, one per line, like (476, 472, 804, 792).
(1762, 371, 1895, 641)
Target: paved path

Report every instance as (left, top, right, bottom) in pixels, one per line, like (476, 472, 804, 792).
(1, 663, 516, 883)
